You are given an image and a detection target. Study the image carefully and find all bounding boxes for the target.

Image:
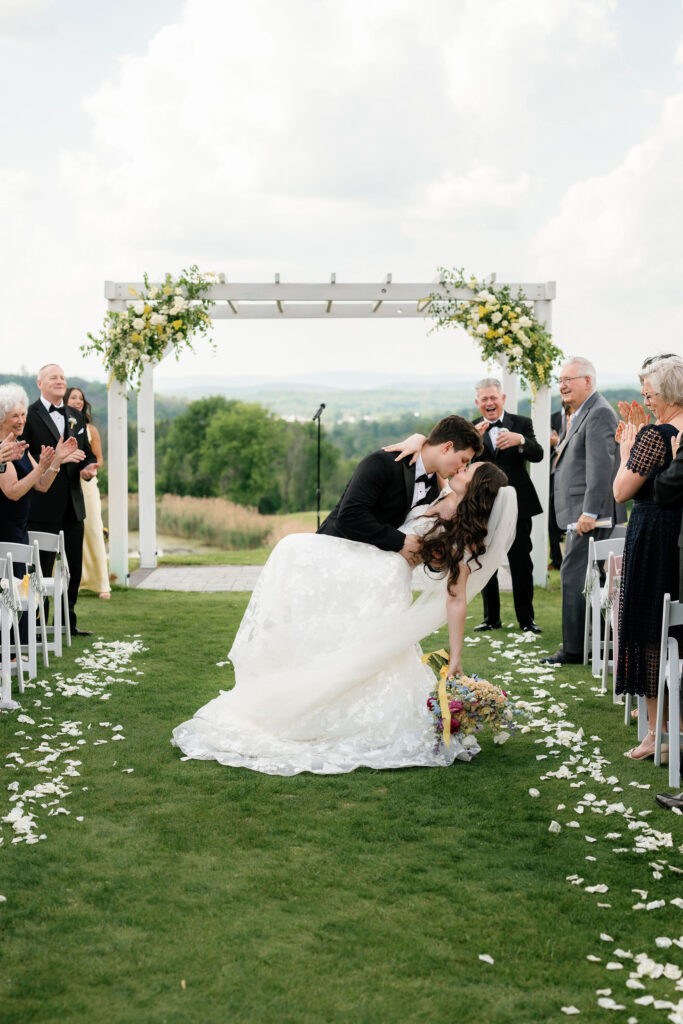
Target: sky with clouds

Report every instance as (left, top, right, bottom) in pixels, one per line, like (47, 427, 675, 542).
(1, 0, 682, 388)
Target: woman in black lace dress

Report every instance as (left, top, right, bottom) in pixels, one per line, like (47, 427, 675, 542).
(614, 357, 683, 761)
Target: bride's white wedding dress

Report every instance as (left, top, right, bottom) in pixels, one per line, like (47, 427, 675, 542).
(172, 487, 517, 775)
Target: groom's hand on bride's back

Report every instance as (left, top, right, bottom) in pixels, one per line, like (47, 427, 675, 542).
(399, 533, 423, 567)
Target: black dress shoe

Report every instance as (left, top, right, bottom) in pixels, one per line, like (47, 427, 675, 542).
(655, 791, 683, 811)
(71, 627, 93, 637)
(521, 622, 542, 634)
(473, 620, 503, 632)
(540, 650, 582, 665)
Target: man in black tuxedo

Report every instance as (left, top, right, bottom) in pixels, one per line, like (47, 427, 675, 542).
(23, 364, 98, 635)
(653, 431, 683, 811)
(318, 415, 483, 564)
(471, 378, 544, 633)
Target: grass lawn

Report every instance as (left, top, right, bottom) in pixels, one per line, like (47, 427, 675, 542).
(1, 582, 682, 1023)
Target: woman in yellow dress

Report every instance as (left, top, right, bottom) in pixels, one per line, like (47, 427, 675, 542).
(65, 386, 110, 600)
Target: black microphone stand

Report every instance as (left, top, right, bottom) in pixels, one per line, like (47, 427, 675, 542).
(312, 403, 326, 528)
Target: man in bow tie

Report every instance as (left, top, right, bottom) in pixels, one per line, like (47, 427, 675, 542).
(23, 364, 98, 635)
(472, 377, 544, 634)
(318, 415, 483, 566)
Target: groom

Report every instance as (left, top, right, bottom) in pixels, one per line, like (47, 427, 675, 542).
(318, 415, 483, 565)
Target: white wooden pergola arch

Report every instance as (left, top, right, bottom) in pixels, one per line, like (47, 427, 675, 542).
(105, 274, 556, 588)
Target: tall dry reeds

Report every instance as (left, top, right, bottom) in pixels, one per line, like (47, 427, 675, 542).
(102, 493, 316, 549)
(157, 494, 315, 549)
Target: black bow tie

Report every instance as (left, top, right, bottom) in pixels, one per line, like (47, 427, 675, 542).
(415, 473, 433, 485)
(489, 419, 503, 428)
(49, 404, 64, 415)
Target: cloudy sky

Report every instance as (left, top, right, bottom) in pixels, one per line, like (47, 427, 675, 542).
(1, 0, 682, 388)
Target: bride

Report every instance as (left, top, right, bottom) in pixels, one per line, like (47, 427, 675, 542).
(172, 461, 516, 775)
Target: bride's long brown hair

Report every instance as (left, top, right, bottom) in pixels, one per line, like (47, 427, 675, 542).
(420, 462, 508, 594)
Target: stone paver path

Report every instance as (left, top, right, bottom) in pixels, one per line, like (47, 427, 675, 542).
(129, 563, 513, 593)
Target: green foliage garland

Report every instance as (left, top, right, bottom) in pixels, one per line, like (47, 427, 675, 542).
(82, 265, 216, 389)
(427, 267, 563, 393)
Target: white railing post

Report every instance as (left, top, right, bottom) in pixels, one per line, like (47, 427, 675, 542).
(108, 377, 129, 586)
(499, 362, 518, 413)
(137, 363, 157, 569)
(530, 287, 555, 589)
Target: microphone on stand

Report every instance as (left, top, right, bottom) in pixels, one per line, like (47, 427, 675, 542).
(312, 403, 326, 528)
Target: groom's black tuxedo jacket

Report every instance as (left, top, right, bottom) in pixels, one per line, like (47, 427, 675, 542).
(473, 412, 543, 519)
(318, 449, 440, 552)
(22, 399, 96, 524)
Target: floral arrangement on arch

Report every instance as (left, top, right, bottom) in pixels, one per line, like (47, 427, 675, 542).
(82, 265, 216, 389)
(425, 267, 563, 393)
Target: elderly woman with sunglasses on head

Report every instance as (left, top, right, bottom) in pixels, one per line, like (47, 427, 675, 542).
(613, 356, 683, 761)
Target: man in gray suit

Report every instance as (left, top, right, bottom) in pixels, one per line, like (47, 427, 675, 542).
(653, 431, 683, 811)
(542, 357, 623, 665)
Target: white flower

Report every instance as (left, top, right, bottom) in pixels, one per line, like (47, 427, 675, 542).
(149, 286, 159, 298)
(132, 301, 145, 315)
(491, 312, 503, 324)
(132, 318, 145, 330)
(528, 788, 540, 798)
(476, 324, 488, 336)
(511, 346, 523, 358)
(150, 313, 166, 326)
(493, 731, 510, 744)
(518, 315, 532, 328)
(548, 820, 562, 834)
(478, 954, 495, 964)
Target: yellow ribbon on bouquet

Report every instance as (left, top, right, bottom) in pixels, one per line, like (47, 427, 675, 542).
(422, 648, 452, 748)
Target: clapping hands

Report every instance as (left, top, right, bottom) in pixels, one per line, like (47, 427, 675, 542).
(0, 433, 28, 463)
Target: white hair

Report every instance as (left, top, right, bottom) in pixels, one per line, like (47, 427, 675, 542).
(0, 383, 29, 423)
(638, 352, 683, 384)
(642, 357, 683, 407)
(562, 356, 596, 384)
(475, 377, 502, 393)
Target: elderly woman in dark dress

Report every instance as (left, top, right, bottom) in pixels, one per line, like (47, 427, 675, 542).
(0, 383, 79, 570)
(613, 358, 683, 761)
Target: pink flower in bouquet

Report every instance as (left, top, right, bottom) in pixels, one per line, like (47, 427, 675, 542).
(450, 718, 461, 733)
(449, 700, 464, 713)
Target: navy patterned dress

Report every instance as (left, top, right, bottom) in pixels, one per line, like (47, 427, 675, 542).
(615, 424, 682, 698)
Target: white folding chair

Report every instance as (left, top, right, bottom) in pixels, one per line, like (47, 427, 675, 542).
(28, 530, 71, 657)
(0, 554, 27, 709)
(599, 551, 622, 698)
(583, 535, 626, 677)
(2, 540, 49, 677)
(654, 594, 683, 790)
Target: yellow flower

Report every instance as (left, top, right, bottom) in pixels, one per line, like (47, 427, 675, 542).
(478, 305, 487, 317)
(144, 304, 152, 315)
(486, 329, 495, 339)
(156, 324, 164, 335)
(131, 332, 141, 343)
(163, 285, 172, 295)
(172, 319, 183, 329)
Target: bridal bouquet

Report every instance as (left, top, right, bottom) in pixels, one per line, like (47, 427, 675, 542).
(422, 649, 527, 751)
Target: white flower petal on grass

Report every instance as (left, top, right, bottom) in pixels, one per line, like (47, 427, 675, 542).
(561, 1008, 581, 1016)
(671, 898, 683, 910)
(549, 820, 562, 834)
(0, 895, 6, 903)
(478, 954, 495, 965)
(587, 955, 602, 962)
(600, 934, 614, 942)
(626, 979, 646, 990)
(656, 937, 673, 948)
(633, 995, 654, 1005)
(528, 788, 540, 798)
(605, 962, 623, 970)
(585, 884, 609, 894)
(597, 997, 625, 1010)
(613, 949, 632, 959)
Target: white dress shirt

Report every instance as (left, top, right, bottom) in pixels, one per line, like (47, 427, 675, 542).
(411, 453, 434, 508)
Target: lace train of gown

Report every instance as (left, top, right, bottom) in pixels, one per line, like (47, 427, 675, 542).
(172, 489, 517, 776)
